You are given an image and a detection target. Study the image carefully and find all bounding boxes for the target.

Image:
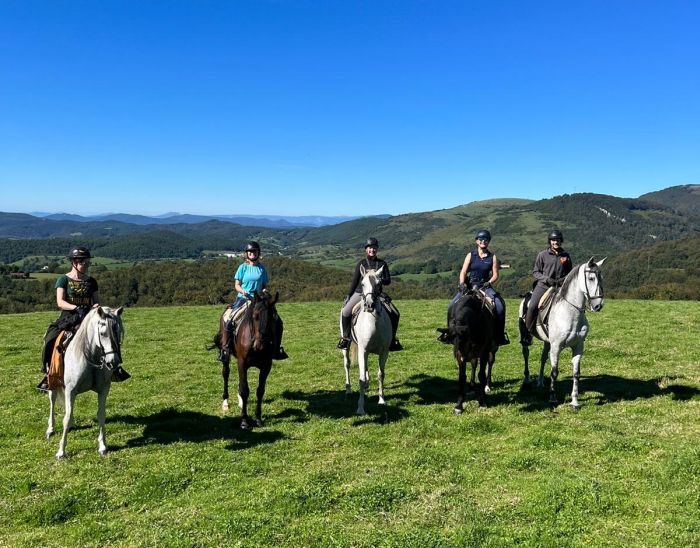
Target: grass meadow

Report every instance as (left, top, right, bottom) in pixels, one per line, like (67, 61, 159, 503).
(1, 300, 698, 547)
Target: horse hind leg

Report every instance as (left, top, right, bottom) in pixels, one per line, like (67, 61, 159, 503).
(221, 359, 231, 412)
(254, 366, 271, 427)
(356, 350, 369, 415)
(454, 358, 467, 415)
(484, 351, 494, 394)
(548, 344, 561, 406)
(238, 361, 251, 430)
(477, 356, 488, 408)
(343, 348, 352, 395)
(538, 342, 550, 389)
(46, 389, 58, 439)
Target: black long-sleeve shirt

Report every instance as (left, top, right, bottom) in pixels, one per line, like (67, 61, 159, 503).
(347, 257, 391, 297)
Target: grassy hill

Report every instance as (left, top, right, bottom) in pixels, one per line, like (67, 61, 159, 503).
(639, 184, 700, 216)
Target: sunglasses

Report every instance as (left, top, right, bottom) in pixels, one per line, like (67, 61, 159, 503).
(75, 259, 90, 265)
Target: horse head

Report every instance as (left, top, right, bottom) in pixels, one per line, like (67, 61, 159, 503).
(94, 306, 124, 369)
(249, 291, 277, 352)
(359, 265, 383, 312)
(583, 257, 606, 312)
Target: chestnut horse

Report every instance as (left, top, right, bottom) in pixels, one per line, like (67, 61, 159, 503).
(214, 292, 280, 430)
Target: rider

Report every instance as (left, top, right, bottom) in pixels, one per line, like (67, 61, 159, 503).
(37, 246, 130, 391)
(223, 241, 287, 360)
(439, 229, 509, 345)
(337, 238, 402, 351)
(523, 229, 573, 342)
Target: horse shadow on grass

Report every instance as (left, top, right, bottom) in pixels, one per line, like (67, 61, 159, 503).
(514, 373, 700, 412)
(281, 384, 411, 425)
(108, 407, 285, 452)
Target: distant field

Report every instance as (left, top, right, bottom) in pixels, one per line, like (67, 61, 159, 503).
(1, 300, 698, 546)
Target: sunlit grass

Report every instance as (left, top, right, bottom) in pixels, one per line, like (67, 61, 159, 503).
(0, 300, 698, 546)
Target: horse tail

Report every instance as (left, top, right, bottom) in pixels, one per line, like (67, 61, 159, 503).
(206, 332, 221, 351)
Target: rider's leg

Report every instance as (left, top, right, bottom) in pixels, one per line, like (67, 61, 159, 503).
(524, 284, 547, 334)
(273, 315, 288, 360)
(388, 306, 402, 351)
(487, 289, 509, 345)
(338, 293, 362, 348)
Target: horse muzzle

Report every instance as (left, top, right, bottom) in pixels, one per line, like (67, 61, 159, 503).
(590, 299, 604, 312)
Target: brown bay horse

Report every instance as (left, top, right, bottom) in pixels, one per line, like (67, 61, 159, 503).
(212, 292, 281, 430)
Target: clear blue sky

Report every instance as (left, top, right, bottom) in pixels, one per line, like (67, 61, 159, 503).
(1, 1, 698, 216)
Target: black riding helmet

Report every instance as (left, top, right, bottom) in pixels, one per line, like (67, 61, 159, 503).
(548, 229, 564, 242)
(245, 241, 261, 253)
(68, 246, 91, 260)
(475, 229, 491, 241)
(365, 237, 379, 249)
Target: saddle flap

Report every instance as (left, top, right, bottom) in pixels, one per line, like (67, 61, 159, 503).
(48, 331, 67, 390)
(538, 287, 554, 310)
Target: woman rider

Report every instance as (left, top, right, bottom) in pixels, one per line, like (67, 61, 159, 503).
(337, 237, 402, 351)
(37, 246, 130, 391)
(523, 229, 572, 343)
(439, 229, 509, 345)
(222, 241, 287, 360)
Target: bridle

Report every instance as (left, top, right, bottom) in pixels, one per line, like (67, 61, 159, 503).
(561, 265, 603, 312)
(361, 274, 382, 313)
(90, 316, 123, 369)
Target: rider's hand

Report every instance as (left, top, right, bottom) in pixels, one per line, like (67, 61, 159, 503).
(481, 281, 491, 290)
(458, 283, 468, 293)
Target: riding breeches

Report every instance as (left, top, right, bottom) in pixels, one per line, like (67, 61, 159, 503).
(525, 283, 548, 332)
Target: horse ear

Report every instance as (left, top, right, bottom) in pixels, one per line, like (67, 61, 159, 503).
(360, 264, 366, 277)
(587, 256, 596, 267)
(375, 265, 384, 277)
(115, 306, 124, 316)
(96, 306, 105, 318)
(596, 257, 607, 268)
(269, 292, 279, 305)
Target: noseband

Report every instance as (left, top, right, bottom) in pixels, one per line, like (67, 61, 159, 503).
(91, 317, 123, 369)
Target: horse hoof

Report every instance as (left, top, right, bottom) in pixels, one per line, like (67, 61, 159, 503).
(378, 398, 386, 406)
(255, 418, 264, 427)
(240, 420, 251, 431)
(55, 453, 65, 461)
(484, 386, 491, 394)
(99, 449, 109, 457)
(45, 431, 54, 439)
(454, 407, 463, 415)
(570, 403, 580, 411)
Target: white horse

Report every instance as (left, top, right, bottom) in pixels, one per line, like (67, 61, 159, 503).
(341, 265, 392, 415)
(46, 306, 124, 459)
(518, 258, 605, 408)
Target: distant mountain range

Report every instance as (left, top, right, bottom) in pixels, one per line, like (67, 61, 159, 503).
(34, 212, 368, 229)
(2, 184, 698, 299)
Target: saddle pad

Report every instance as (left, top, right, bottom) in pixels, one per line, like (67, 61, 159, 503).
(474, 289, 496, 316)
(538, 287, 554, 310)
(222, 302, 249, 326)
(48, 331, 67, 390)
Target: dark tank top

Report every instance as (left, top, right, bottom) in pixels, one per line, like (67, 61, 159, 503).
(468, 250, 493, 286)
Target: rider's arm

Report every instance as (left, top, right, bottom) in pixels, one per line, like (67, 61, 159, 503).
(380, 261, 391, 286)
(234, 279, 249, 298)
(532, 252, 548, 283)
(489, 254, 499, 285)
(346, 262, 361, 297)
(56, 287, 79, 311)
(91, 291, 100, 307)
(458, 253, 472, 285)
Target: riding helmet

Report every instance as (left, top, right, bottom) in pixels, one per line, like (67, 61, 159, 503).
(365, 237, 379, 249)
(548, 229, 564, 242)
(475, 229, 491, 241)
(68, 246, 91, 260)
(245, 241, 261, 252)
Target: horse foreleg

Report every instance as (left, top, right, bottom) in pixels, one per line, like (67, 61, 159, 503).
(254, 365, 271, 427)
(356, 350, 369, 415)
(342, 348, 352, 395)
(570, 341, 584, 409)
(221, 360, 231, 412)
(469, 361, 477, 392)
(237, 360, 251, 430)
(484, 351, 494, 394)
(377, 352, 387, 405)
(56, 390, 76, 459)
(548, 343, 561, 406)
(454, 355, 467, 415)
(538, 342, 550, 389)
(96, 388, 109, 456)
(477, 355, 488, 408)
(46, 389, 58, 439)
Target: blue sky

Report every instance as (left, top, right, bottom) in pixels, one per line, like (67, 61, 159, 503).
(1, 1, 698, 216)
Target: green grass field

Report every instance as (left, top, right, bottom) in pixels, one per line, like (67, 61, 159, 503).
(1, 300, 698, 546)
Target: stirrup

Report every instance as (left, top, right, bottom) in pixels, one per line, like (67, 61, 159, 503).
(337, 338, 350, 350)
(498, 332, 511, 346)
(437, 331, 452, 344)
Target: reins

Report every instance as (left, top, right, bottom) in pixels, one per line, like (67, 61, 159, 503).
(559, 265, 603, 312)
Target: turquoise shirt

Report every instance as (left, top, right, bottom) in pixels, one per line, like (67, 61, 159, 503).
(234, 262, 269, 298)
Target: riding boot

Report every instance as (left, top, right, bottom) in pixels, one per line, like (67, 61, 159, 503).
(437, 331, 452, 344)
(496, 317, 510, 346)
(337, 315, 352, 349)
(219, 317, 231, 362)
(389, 338, 403, 351)
(112, 366, 131, 382)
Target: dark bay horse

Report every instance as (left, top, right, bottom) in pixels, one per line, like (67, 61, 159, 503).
(213, 292, 280, 430)
(438, 290, 497, 412)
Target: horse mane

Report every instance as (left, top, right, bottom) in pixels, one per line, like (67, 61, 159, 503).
(558, 263, 583, 296)
(70, 307, 124, 356)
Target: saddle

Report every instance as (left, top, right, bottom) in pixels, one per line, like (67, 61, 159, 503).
(523, 287, 557, 336)
(222, 301, 251, 338)
(473, 289, 496, 316)
(351, 294, 397, 326)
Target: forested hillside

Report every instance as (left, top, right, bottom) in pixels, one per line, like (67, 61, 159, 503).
(0, 257, 451, 314)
